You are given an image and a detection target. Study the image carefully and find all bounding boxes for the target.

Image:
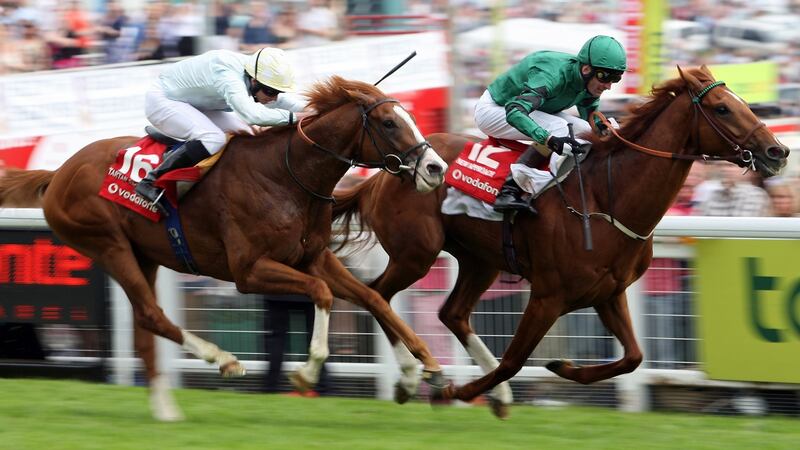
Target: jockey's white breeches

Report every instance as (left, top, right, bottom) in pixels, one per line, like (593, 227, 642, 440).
(145, 88, 253, 155)
(473, 90, 591, 142)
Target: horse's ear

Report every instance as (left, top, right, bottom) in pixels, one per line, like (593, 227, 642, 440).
(699, 64, 714, 78)
(677, 65, 703, 93)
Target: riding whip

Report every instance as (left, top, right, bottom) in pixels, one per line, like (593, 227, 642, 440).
(570, 123, 594, 251)
(374, 51, 417, 86)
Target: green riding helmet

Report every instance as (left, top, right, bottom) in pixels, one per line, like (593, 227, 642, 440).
(577, 35, 627, 71)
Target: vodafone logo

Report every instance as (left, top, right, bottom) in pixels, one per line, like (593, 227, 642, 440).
(106, 183, 158, 212)
(451, 168, 499, 196)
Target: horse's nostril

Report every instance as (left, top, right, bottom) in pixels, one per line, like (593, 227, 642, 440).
(427, 163, 444, 176)
(766, 146, 788, 160)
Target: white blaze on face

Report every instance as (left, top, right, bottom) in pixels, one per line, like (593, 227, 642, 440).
(392, 104, 448, 191)
(725, 90, 747, 106)
(393, 104, 426, 144)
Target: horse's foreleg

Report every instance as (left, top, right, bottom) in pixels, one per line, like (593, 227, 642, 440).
(231, 256, 335, 392)
(546, 292, 643, 384)
(447, 295, 561, 403)
(370, 259, 439, 403)
(312, 250, 445, 389)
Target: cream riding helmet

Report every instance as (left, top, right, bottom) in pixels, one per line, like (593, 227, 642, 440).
(244, 47, 297, 95)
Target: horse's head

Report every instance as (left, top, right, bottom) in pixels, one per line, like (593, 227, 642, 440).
(304, 76, 447, 193)
(678, 65, 789, 177)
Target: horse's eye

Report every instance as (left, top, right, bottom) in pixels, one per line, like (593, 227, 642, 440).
(714, 105, 730, 116)
(382, 119, 397, 129)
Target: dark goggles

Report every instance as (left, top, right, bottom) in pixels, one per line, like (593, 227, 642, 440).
(594, 69, 623, 83)
(260, 85, 283, 97)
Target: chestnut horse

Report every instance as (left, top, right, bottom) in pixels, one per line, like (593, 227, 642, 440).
(332, 67, 789, 418)
(0, 76, 449, 420)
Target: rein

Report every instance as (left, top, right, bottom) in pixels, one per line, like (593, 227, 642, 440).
(590, 80, 763, 168)
(290, 98, 431, 201)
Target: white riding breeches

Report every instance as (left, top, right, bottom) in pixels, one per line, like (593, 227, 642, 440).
(473, 90, 591, 142)
(145, 87, 254, 155)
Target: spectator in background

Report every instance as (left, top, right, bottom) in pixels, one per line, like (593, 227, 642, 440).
(296, 0, 338, 47)
(271, 6, 299, 49)
(262, 293, 330, 396)
(0, 23, 26, 73)
(134, 2, 167, 61)
(172, 0, 205, 56)
(693, 163, 772, 216)
(240, 0, 279, 52)
(96, 0, 131, 63)
(17, 19, 50, 71)
(46, 1, 92, 69)
(212, 0, 233, 36)
(766, 177, 800, 217)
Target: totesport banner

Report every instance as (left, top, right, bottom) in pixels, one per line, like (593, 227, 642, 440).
(0, 32, 449, 172)
(696, 239, 800, 384)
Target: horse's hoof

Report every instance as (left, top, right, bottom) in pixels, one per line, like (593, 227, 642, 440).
(545, 359, 574, 374)
(394, 381, 413, 404)
(289, 370, 314, 393)
(220, 361, 246, 378)
(421, 369, 446, 389)
(430, 381, 456, 406)
(487, 394, 510, 420)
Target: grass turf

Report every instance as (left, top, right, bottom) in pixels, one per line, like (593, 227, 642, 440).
(0, 378, 798, 450)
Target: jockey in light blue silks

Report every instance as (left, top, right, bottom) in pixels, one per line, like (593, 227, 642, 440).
(473, 35, 627, 214)
(136, 47, 309, 212)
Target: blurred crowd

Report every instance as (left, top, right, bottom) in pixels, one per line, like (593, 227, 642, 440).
(0, 0, 342, 72)
(2, 0, 800, 82)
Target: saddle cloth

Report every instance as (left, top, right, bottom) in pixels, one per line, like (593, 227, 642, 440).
(442, 138, 586, 221)
(98, 136, 212, 222)
(444, 137, 527, 204)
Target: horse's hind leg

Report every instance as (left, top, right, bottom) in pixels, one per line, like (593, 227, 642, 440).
(134, 262, 184, 422)
(134, 324, 184, 421)
(100, 245, 245, 377)
(438, 256, 512, 418)
(546, 292, 643, 384)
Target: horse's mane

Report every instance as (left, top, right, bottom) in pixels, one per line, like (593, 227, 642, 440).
(305, 75, 385, 115)
(240, 76, 386, 137)
(587, 68, 709, 149)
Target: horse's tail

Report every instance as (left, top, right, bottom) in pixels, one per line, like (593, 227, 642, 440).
(0, 168, 55, 207)
(331, 174, 382, 253)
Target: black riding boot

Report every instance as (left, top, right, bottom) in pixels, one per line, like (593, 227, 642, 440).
(493, 146, 550, 215)
(135, 140, 211, 213)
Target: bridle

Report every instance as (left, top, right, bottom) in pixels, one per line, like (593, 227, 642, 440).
(591, 80, 766, 170)
(289, 98, 432, 202)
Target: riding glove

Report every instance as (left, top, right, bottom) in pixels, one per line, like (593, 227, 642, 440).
(546, 135, 582, 155)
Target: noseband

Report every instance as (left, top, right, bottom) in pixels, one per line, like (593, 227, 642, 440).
(291, 98, 432, 201)
(593, 80, 765, 168)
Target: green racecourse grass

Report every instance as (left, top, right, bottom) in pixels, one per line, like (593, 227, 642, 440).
(1, 379, 798, 450)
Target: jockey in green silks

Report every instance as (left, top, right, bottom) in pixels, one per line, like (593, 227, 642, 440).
(473, 35, 627, 215)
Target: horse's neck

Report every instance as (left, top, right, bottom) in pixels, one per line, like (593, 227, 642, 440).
(292, 105, 363, 195)
(599, 97, 695, 233)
